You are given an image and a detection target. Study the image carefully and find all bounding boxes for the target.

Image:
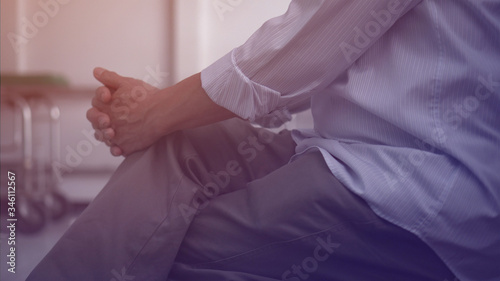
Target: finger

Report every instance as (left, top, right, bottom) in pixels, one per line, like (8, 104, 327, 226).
(86, 108, 110, 129)
(93, 67, 125, 89)
(94, 130, 105, 142)
(86, 107, 101, 127)
(91, 95, 106, 110)
(110, 146, 123, 157)
(101, 127, 115, 140)
(96, 86, 112, 103)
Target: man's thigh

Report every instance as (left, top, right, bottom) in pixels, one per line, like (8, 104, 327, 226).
(26, 118, 296, 281)
(178, 117, 297, 196)
(170, 151, 456, 281)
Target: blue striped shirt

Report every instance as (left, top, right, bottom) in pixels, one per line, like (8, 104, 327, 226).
(201, 1, 500, 280)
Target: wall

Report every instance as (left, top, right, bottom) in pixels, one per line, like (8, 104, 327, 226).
(173, 0, 292, 82)
(0, 0, 19, 72)
(2, 0, 172, 88)
(1, 0, 175, 201)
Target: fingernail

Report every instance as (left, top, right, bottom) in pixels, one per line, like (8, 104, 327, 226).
(94, 67, 105, 77)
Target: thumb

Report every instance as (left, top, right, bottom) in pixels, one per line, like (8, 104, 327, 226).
(93, 67, 125, 89)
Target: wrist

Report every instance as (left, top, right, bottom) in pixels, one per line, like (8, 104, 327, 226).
(150, 73, 237, 137)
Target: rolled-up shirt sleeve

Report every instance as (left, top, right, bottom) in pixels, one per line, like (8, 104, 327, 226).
(201, 0, 421, 125)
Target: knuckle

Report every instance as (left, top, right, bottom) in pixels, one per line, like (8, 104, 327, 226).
(86, 108, 95, 121)
(96, 87, 108, 99)
(102, 128, 112, 139)
(96, 86, 105, 95)
(94, 130, 104, 141)
(91, 120, 101, 130)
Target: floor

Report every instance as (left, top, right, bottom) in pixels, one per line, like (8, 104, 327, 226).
(1, 204, 86, 281)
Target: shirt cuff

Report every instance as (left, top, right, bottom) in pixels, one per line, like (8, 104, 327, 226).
(201, 50, 283, 123)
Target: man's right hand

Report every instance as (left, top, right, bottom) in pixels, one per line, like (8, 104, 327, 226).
(86, 67, 163, 157)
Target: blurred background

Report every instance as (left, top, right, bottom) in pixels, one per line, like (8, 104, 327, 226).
(0, 0, 315, 279)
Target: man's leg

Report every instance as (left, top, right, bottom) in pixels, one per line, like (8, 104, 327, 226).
(26, 118, 296, 281)
(168, 151, 456, 281)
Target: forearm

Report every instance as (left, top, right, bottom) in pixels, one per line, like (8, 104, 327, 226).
(152, 73, 237, 136)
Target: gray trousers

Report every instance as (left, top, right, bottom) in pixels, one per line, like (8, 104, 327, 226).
(27, 118, 455, 281)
